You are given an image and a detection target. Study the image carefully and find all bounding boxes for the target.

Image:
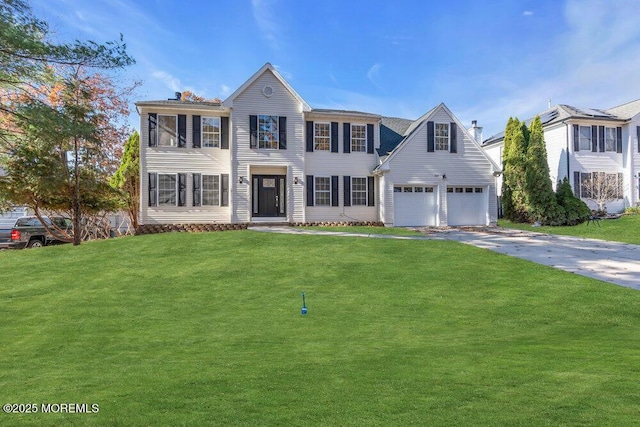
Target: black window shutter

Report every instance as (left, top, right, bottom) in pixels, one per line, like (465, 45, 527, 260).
(178, 173, 187, 206)
(192, 115, 201, 148)
(367, 176, 375, 206)
(598, 126, 604, 152)
(573, 171, 581, 197)
(148, 173, 157, 206)
(331, 175, 339, 206)
(343, 123, 351, 153)
(221, 117, 229, 149)
(249, 115, 258, 148)
(573, 124, 580, 152)
(306, 121, 314, 152)
(427, 121, 435, 152)
(148, 113, 157, 147)
(279, 116, 287, 149)
(306, 175, 314, 206)
(450, 122, 457, 153)
(367, 123, 374, 154)
(616, 127, 623, 153)
(178, 115, 187, 148)
(192, 173, 201, 206)
(343, 176, 351, 206)
(221, 174, 229, 206)
(591, 125, 597, 152)
(331, 122, 339, 152)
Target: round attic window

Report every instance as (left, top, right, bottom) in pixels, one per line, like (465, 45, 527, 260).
(262, 85, 274, 97)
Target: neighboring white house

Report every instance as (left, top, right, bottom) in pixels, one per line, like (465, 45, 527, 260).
(483, 100, 640, 213)
(136, 63, 500, 227)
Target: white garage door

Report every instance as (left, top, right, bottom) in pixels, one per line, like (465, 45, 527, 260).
(393, 186, 437, 226)
(446, 187, 487, 226)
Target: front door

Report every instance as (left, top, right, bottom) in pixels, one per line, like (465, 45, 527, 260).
(252, 175, 286, 217)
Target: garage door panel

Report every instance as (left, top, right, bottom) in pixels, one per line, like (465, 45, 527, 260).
(447, 187, 487, 226)
(393, 186, 437, 226)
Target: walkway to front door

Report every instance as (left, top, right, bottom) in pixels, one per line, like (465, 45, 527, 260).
(252, 175, 286, 217)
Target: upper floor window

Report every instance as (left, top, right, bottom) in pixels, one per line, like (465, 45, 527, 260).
(435, 123, 449, 151)
(351, 124, 366, 152)
(314, 123, 330, 151)
(259, 115, 279, 149)
(202, 117, 221, 148)
(158, 115, 177, 147)
(578, 126, 592, 151)
(604, 127, 616, 152)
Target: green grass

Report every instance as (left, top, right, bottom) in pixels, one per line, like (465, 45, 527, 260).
(1, 231, 640, 425)
(498, 214, 640, 245)
(300, 225, 424, 236)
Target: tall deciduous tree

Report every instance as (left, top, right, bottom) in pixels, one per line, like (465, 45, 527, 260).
(111, 131, 140, 230)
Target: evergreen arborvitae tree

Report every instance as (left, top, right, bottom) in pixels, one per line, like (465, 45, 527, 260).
(524, 116, 564, 224)
(502, 118, 529, 222)
(501, 118, 520, 221)
(556, 178, 590, 225)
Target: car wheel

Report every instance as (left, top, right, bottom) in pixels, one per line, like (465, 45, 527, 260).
(27, 239, 44, 248)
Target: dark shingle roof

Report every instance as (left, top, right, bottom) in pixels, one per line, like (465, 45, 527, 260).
(310, 108, 381, 118)
(378, 116, 414, 156)
(135, 100, 222, 107)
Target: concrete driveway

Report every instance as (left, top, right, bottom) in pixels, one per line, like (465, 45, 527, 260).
(250, 226, 640, 290)
(425, 228, 640, 290)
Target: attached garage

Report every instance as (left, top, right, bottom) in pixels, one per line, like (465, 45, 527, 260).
(446, 186, 487, 226)
(393, 186, 437, 226)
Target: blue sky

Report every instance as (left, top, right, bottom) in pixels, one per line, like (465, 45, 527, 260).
(30, 0, 640, 138)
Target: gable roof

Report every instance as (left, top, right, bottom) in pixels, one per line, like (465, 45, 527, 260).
(222, 62, 311, 111)
(483, 103, 625, 146)
(379, 116, 414, 156)
(606, 98, 640, 119)
(375, 103, 500, 172)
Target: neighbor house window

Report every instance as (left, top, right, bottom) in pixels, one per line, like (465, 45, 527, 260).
(351, 177, 367, 205)
(314, 177, 331, 206)
(202, 117, 221, 148)
(259, 115, 279, 149)
(314, 123, 330, 151)
(578, 126, 592, 151)
(158, 174, 177, 206)
(580, 172, 623, 199)
(202, 175, 220, 206)
(351, 124, 366, 152)
(435, 123, 449, 151)
(604, 127, 616, 152)
(158, 115, 177, 147)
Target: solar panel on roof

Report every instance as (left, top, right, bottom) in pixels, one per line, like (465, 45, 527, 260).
(539, 110, 559, 124)
(577, 108, 614, 118)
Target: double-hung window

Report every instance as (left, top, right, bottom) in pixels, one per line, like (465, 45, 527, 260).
(314, 123, 330, 151)
(351, 177, 367, 205)
(435, 123, 449, 151)
(314, 177, 331, 206)
(604, 127, 616, 152)
(259, 115, 279, 149)
(202, 117, 221, 148)
(351, 124, 366, 152)
(578, 126, 592, 151)
(158, 174, 177, 206)
(202, 175, 220, 206)
(158, 115, 177, 147)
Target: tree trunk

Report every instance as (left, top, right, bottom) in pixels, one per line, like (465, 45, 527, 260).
(73, 136, 81, 246)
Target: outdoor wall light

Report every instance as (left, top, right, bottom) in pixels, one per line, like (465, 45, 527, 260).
(238, 176, 245, 184)
(294, 177, 299, 184)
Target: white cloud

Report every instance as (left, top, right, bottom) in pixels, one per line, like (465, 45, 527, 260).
(522, 11, 533, 16)
(220, 84, 231, 97)
(252, 0, 280, 50)
(151, 70, 182, 92)
(367, 63, 383, 89)
(273, 64, 293, 81)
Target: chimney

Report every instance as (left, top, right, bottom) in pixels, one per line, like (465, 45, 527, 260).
(169, 92, 182, 101)
(470, 120, 483, 144)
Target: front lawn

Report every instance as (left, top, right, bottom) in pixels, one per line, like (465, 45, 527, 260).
(1, 231, 639, 425)
(499, 214, 640, 245)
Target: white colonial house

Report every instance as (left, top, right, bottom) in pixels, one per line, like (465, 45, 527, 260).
(136, 63, 500, 227)
(483, 100, 640, 213)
